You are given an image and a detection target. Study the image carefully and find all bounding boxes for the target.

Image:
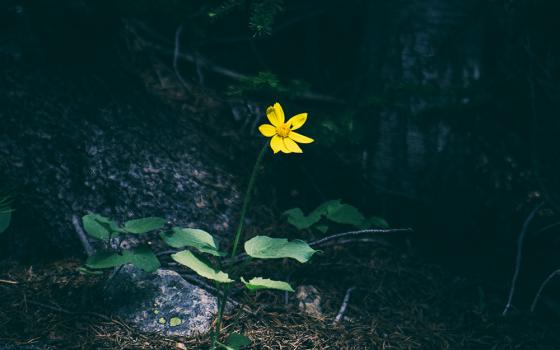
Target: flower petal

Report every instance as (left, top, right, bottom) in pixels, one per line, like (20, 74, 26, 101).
(258, 124, 276, 137)
(283, 137, 303, 153)
(266, 102, 285, 127)
(274, 103, 285, 124)
(287, 113, 307, 130)
(289, 131, 314, 144)
(270, 135, 284, 153)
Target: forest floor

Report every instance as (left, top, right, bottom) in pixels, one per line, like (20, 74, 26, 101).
(1, 239, 559, 350)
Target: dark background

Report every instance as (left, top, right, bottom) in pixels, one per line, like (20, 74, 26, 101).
(2, 0, 560, 314)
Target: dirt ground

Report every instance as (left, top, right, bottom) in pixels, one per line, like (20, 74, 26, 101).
(1, 239, 559, 350)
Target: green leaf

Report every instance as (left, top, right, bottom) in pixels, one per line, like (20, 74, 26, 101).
(315, 224, 329, 233)
(126, 246, 161, 272)
(283, 200, 343, 230)
(82, 214, 111, 240)
(244, 236, 317, 263)
(0, 210, 11, 234)
(241, 277, 294, 292)
(86, 246, 160, 272)
(325, 204, 366, 227)
(313, 199, 343, 216)
(160, 228, 224, 256)
(283, 208, 319, 230)
(124, 217, 166, 234)
(363, 216, 389, 229)
(221, 333, 251, 350)
(92, 214, 122, 232)
(86, 252, 127, 269)
(171, 250, 232, 283)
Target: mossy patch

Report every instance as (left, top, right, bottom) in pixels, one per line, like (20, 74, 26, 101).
(170, 317, 182, 327)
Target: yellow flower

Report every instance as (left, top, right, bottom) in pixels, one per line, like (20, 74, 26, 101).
(258, 102, 314, 153)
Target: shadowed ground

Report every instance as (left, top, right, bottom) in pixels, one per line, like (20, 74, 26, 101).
(1, 237, 558, 349)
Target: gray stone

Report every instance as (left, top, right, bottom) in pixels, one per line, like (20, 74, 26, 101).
(0, 65, 240, 257)
(104, 264, 219, 336)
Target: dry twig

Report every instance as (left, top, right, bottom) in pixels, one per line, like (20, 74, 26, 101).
(531, 268, 560, 312)
(502, 202, 544, 316)
(72, 214, 94, 256)
(333, 286, 356, 325)
(309, 228, 412, 248)
(0, 278, 17, 284)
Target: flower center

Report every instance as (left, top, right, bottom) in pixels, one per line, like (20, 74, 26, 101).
(276, 123, 291, 138)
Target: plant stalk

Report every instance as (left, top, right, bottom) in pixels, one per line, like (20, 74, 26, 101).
(211, 142, 268, 349)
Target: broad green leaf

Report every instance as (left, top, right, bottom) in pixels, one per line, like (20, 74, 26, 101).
(124, 217, 166, 234)
(325, 204, 366, 226)
(91, 214, 122, 232)
(0, 210, 11, 234)
(283, 200, 343, 230)
(241, 277, 294, 292)
(126, 246, 161, 272)
(171, 250, 232, 283)
(86, 251, 127, 269)
(283, 208, 319, 230)
(86, 246, 160, 272)
(221, 333, 251, 350)
(82, 214, 111, 240)
(160, 227, 224, 256)
(363, 216, 389, 229)
(313, 199, 343, 217)
(244, 236, 317, 263)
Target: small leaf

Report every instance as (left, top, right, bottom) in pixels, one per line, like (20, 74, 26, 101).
(325, 204, 365, 227)
(126, 246, 161, 272)
(171, 250, 232, 283)
(223, 333, 251, 350)
(91, 214, 122, 232)
(169, 317, 182, 327)
(241, 277, 294, 292)
(86, 246, 160, 272)
(82, 214, 111, 240)
(244, 236, 317, 263)
(86, 251, 127, 269)
(283, 208, 318, 230)
(315, 224, 329, 233)
(313, 199, 343, 217)
(124, 217, 166, 234)
(160, 228, 224, 256)
(283, 200, 343, 230)
(363, 216, 389, 229)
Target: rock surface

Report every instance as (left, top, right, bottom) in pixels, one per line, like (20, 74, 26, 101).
(0, 344, 46, 350)
(296, 285, 323, 319)
(105, 265, 218, 336)
(0, 65, 240, 257)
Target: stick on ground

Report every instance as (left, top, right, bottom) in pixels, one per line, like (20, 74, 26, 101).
(333, 287, 356, 325)
(502, 202, 544, 316)
(72, 215, 94, 256)
(531, 268, 560, 312)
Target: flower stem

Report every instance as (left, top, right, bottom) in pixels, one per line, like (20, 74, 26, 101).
(229, 143, 268, 258)
(211, 142, 268, 349)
